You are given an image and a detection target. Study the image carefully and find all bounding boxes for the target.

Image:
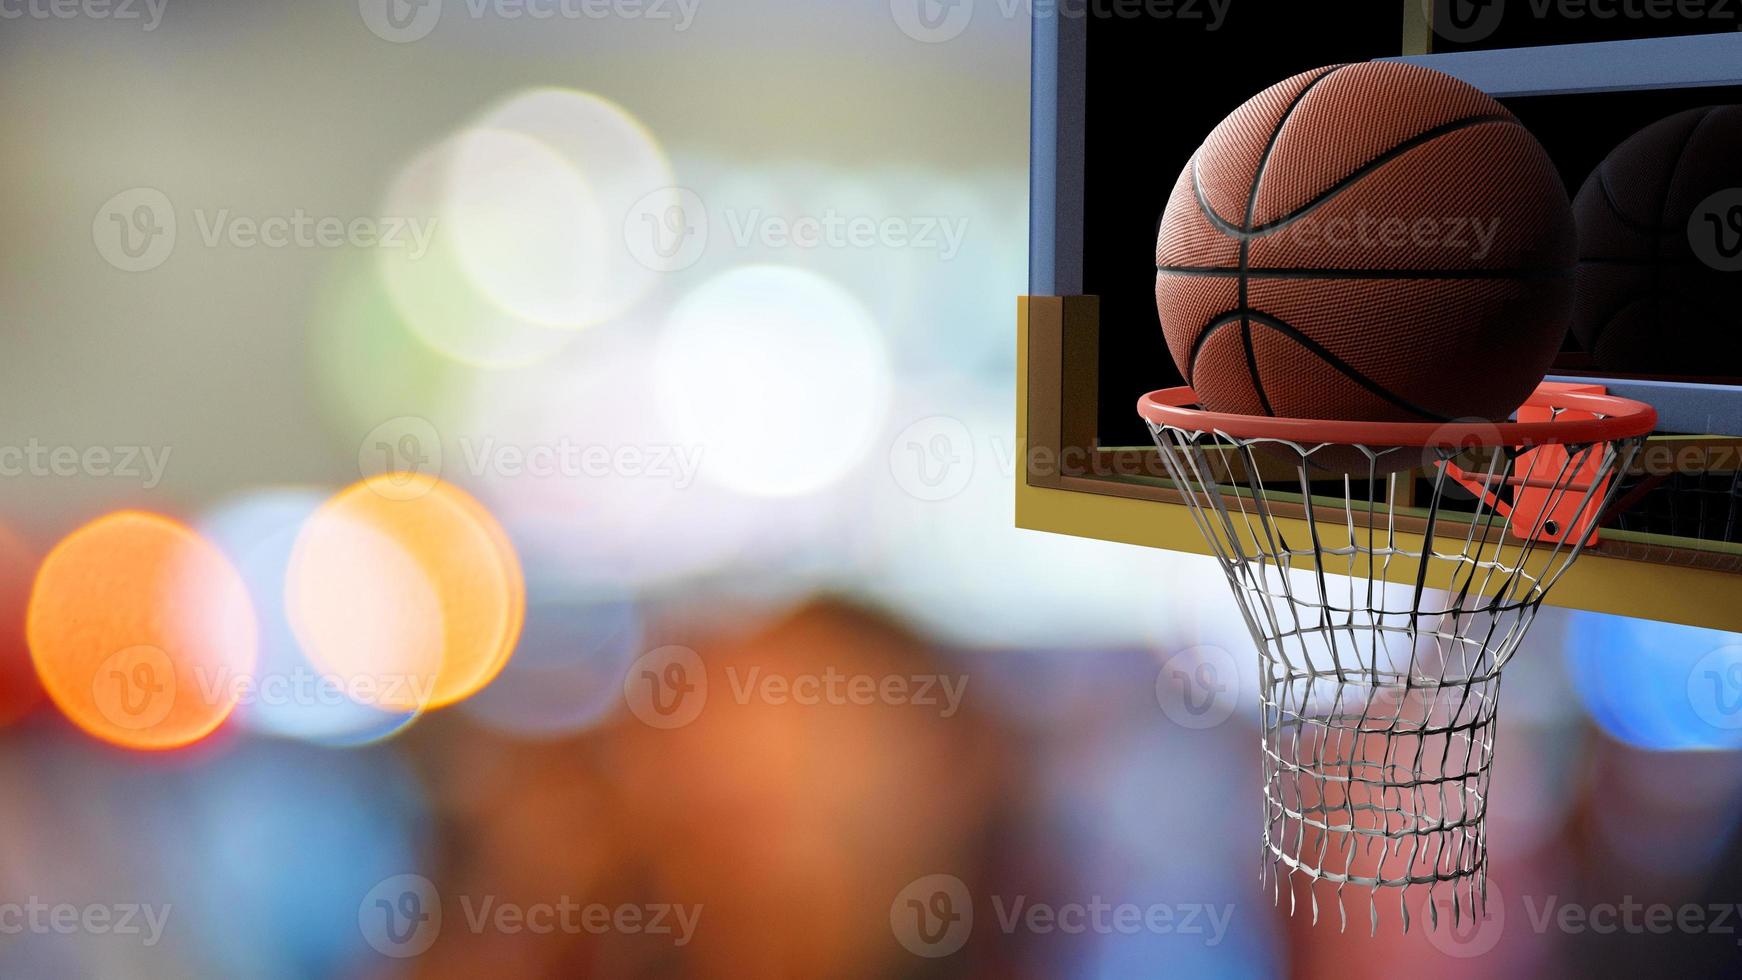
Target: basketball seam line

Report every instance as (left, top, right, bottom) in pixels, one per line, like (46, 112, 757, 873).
(1158, 265, 1569, 280)
(1233, 65, 1343, 410)
(1191, 114, 1519, 240)
(1653, 107, 1719, 336)
(1186, 311, 1448, 422)
(1596, 168, 1678, 236)
(1241, 65, 1347, 234)
(1660, 106, 1719, 234)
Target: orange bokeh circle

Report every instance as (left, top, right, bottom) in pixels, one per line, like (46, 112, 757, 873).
(287, 477, 523, 714)
(27, 511, 258, 750)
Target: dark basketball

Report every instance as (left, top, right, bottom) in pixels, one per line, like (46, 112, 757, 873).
(1571, 105, 1742, 375)
(1155, 62, 1575, 424)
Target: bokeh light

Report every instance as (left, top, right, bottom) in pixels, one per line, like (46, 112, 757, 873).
(461, 330, 761, 590)
(198, 489, 418, 745)
(378, 134, 579, 369)
(655, 265, 891, 498)
(288, 477, 525, 714)
(453, 88, 675, 328)
(306, 262, 477, 442)
(27, 512, 257, 751)
(1564, 610, 1742, 751)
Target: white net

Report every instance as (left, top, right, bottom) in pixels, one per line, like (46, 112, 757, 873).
(1144, 418, 1647, 932)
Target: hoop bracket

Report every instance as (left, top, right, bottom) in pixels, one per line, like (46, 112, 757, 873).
(1441, 382, 1618, 545)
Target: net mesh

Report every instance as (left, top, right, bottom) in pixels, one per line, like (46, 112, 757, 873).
(1144, 414, 1646, 932)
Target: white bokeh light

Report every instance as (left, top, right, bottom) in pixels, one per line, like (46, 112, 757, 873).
(655, 265, 891, 498)
(461, 329, 759, 589)
(455, 88, 677, 328)
(378, 134, 579, 368)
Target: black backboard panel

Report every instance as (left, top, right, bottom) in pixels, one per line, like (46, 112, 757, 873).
(1083, 8, 1408, 447)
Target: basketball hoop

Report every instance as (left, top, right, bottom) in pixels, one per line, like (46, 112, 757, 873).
(1138, 381, 1655, 933)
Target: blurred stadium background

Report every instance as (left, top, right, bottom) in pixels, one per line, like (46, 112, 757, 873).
(1, 1, 1741, 976)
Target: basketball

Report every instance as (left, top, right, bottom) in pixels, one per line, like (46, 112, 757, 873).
(1570, 105, 1742, 374)
(1155, 62, 1575, 424)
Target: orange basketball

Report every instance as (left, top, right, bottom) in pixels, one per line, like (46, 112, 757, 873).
(1155, 62, 1575, 424)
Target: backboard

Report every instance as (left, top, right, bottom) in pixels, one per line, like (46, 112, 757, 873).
(1019, 3, 1742, 630)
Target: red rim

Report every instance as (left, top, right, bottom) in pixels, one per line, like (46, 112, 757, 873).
(1137, 382, 1657, 448)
